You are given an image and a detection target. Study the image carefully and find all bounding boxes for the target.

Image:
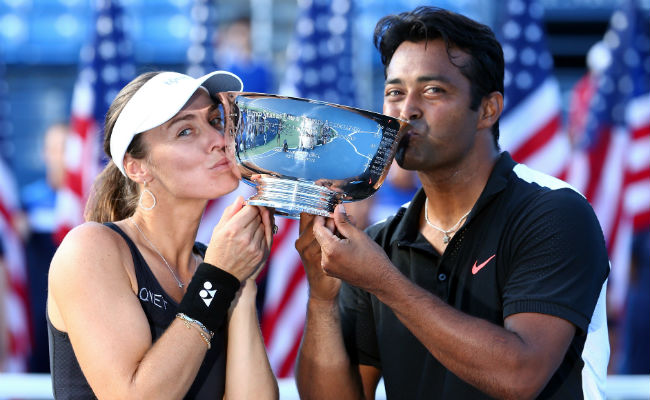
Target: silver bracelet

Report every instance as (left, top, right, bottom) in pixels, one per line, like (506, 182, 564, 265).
(176, 313, 214, 339)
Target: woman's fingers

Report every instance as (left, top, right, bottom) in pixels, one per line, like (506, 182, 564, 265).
(219, 196, 245, 222)
(257, 206, 275, 248)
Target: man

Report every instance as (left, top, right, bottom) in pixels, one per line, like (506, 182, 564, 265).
(295, 7, 609, 400)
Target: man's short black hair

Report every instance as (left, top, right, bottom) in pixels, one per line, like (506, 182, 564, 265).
(374, 6, 504, 146)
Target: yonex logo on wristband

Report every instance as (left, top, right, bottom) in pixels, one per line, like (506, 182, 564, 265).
(199, 281, 218, 307)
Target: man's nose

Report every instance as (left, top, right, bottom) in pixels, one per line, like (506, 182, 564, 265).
(400, 92, 423, 121)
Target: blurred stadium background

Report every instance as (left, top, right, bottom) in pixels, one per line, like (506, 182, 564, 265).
(0, 0, 648, 398)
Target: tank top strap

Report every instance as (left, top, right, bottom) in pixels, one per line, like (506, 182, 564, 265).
(103, 222, 207, 293)
(103, 222, 152, 280)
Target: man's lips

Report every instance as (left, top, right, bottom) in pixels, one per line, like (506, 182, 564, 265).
(405, 120, 426, 136)
(394, 122, 425, 165)
(395, 134, 410, 165)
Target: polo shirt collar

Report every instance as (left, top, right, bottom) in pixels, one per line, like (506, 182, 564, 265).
(390, 151, 516, 247)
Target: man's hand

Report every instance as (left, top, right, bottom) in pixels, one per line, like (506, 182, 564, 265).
(295, 213, 341, 302)
(312, 205, 393, 293)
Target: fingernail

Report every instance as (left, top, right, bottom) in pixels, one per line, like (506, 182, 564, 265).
(338, 204, 346, 214)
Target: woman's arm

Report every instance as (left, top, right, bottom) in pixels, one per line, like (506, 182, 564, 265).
(48, 222, 209, 399)
(224, 280, 278, 399)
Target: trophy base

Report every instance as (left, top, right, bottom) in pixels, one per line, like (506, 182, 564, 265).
(245, 176, 341, 219)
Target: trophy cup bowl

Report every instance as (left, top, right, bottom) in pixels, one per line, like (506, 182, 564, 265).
(219, 92, 409, 219)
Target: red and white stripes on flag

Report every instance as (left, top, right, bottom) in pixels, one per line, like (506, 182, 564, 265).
(625, 94, 650, 232)
(566, 91, 650, 313)
(500, 77, 569, 177)
(564, 0, 650, 314)
(55, 0, 135, 243)
(260, 218, 308, 377)
(54, 83, 102, 243)
(0, 158, 32, 372)
(260, 0, 356, 378)
(185, 0, 309, 378)
(1, 43, 31, 372)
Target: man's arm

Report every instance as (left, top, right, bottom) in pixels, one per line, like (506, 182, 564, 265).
(372, 268, 574, 399)
(312, 205, 576, 400)
(295, 214, 372, 400)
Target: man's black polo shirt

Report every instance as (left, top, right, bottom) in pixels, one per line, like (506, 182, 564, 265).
(339, 152, 609, 399)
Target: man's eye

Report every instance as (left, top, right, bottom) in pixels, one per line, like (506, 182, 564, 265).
(426, 87, 444, 94)
(210, 117, 223, 127)
(385, 89, 402, 97)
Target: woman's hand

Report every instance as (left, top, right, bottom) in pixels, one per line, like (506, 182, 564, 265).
(203, 197, 270, 281)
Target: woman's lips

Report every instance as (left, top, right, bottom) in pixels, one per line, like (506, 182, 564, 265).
(209, 158, 230, 170)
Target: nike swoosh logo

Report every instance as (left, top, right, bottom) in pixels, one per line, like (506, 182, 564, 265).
(472, 254, 496, 275)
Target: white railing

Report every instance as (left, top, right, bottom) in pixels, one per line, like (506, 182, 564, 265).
(0, 374, 647, 399)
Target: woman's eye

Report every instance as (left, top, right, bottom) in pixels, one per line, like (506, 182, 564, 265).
(178, 128, 192, 137)
(210, 117, 223, 127)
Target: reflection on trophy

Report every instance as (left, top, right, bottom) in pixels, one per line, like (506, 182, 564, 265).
(219, 92, 409, 218)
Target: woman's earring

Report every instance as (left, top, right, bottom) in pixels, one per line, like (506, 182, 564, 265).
(138, 181, 156, 210)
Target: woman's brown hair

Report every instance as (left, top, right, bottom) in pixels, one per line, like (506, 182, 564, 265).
(84, 71, 160, 223)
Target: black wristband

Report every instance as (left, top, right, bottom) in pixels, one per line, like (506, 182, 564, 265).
(178, 262, 241, 332)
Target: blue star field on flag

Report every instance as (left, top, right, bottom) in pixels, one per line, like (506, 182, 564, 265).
(582, 0, 650, 149)
(282, 0, 356, 106)
(499, 0, 555, 114)
(186, 0, 219, 78)
(83, 0, 136, 135)
(0, 49, 10, 162)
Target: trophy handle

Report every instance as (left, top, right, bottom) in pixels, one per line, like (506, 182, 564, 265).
(245, 176, 341, 219)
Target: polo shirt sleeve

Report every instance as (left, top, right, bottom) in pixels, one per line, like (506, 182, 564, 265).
(339, 281, 381, 369)
(502, 188, 609, 334)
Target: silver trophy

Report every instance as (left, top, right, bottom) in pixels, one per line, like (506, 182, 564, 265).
(219, 92, 409, 218)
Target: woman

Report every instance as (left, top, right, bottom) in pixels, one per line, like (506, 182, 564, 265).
(47, 70, 278, 399)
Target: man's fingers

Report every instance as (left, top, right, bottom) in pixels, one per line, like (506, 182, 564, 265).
(332, 204, 354, 238)
(299, 212, 317, 234)
(313, 216, 335, 248)
(324, 217, 336, 233)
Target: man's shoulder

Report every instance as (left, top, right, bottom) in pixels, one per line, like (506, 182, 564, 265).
(510, 163, 581, 195)
(501, 163, 606, 256)
(507, 163, 593, 215)
(364, 201, 410, 242)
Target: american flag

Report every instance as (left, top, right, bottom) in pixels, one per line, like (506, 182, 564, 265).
(498, 0, 571, 177)
(565, 0, 650, 314)
(54, 0, 135, 243)
(187, 0, 256, 247)
(263, 0, 356, 378)
(0, 49, 32, 371)
(185, 0, 257, 263)
(188, 0, 356, 377)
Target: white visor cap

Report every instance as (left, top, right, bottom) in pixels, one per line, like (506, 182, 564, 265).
(110, 70, 243, 176)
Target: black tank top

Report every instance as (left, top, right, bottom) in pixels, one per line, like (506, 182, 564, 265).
(47, 222, 227, 399)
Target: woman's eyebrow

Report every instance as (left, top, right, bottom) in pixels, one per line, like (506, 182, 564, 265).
(166, 104, 219, 128)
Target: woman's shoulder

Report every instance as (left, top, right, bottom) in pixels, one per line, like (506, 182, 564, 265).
(50, 221, 132, 283)
(56, 221, 124, 254)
